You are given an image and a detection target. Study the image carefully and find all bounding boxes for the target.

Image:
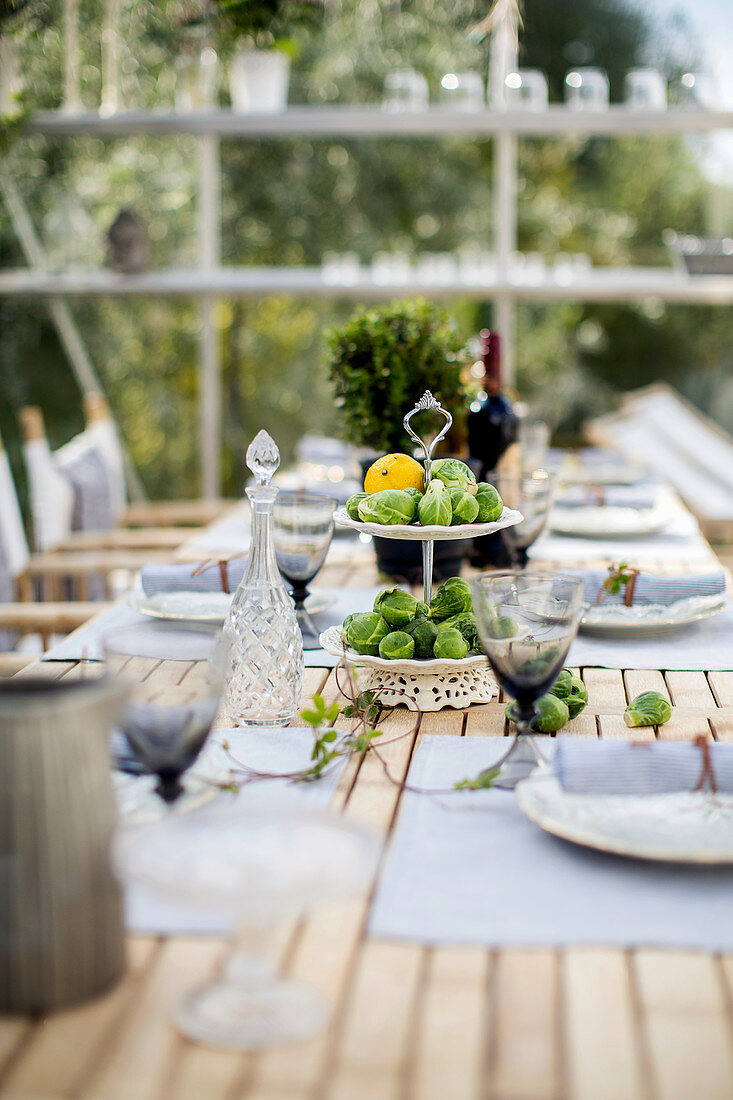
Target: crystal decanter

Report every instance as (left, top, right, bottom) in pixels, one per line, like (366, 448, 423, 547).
(222, 431, 304, 726)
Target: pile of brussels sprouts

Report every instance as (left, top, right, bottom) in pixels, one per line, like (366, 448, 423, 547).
(346, 459, 504, 528)
(506, 668, 589, 733)
(342, 578, 482, 661)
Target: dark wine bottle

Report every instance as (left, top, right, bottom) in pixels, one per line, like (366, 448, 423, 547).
(467, 330, 517, 483)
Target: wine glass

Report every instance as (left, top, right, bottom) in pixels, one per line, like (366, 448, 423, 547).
(471, 571, 584, 788)
(114, 807, 379, 1049)
(273, 490, 337, 648)
(104, 627, 226, 806)
(493, 469, 555, 567)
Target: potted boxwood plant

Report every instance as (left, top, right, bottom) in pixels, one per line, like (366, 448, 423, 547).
(327, 298, 471, 582)
(211, 0, 323, 112)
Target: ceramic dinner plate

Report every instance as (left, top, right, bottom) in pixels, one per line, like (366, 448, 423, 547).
(550, 504, 671, 539)
(516, 770, 733, 864)
(129, 589, 336, 623)
(579, 594, 726, 637)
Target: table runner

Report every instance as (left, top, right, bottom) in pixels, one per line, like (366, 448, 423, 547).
(125, 727, 345, 935)
(530, 497, 711, 564)
(42, 586, 381, 665)
(369, 736, 733, 949)
(567, 599, 733, 670)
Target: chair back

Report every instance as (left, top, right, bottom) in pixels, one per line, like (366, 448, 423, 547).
(83, 392, 127, 523)
(20, 407, 76, 551)
(0, 429, 29, 579)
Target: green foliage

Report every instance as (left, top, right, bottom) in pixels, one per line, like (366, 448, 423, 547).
(1, 0, 732, 504)
(326, 299, 467, 453)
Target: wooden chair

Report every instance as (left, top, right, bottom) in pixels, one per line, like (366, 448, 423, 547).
(82, 393, 231, 530)
(585, 381, 733, 542)
(2, 420, 172, 603)
(18, 406, 194, 553)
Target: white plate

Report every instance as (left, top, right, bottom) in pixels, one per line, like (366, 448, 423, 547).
(334, 505, 523, 541)
(556, 462, 645, 486)
(579, 594, 726, 637)
(129, 589, 336, 623)
(516, 770, 733, 864)
(319, 624, 489, 673)
(550, 504, 671, 539)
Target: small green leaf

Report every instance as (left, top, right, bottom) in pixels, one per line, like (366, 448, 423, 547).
(301, 708, 321, 726)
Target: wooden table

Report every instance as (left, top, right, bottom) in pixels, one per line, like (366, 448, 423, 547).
(3, 536, 733, 1100)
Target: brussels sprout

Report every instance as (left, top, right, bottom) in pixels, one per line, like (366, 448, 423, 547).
(475, 483, 504, 523)
(418, 480, 452, 527)
(378, 630, 415, 660)
(429, 577, 473, 620)
(438, 612, 479, 650)
(403, 618, 439, 658)
(448, 486, 480, 526)
(346, 492, 369, 521)
(357, 489, 417, 526)
(506, 693, 570, 733)
(341, 612, 357, 641)
(549, 668, 574, 702)
(487, 615, 518, 639)
(374, 586, 418, 628)
(414, 600, 429, 621)
(430, 458, 477, 492)
(624, 691, 672, 728)
(345, 612, 390, 656)
(433, 627, 469, 660)
(403, 487, 423, 505)
(566, 676, 588, 719)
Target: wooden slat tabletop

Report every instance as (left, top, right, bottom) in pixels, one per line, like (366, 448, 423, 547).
(2, 529, 733, 1100)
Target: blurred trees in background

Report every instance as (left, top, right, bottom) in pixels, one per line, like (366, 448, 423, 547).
(0, 0, 731, 503)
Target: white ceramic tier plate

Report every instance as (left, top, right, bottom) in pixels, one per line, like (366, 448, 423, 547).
(579, 594, 726, 637)
(516, 771, 733, 864)
(319, 624, 486, 673)
(319, 625, 497, 711)
(550, 504, 671, 539)
(129, 589, 335, 623)
(334, 506, 523, 541)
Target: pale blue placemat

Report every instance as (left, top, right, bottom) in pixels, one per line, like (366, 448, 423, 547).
(369, 736, 733, 949)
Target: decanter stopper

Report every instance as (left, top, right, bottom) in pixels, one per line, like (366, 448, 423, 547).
(247, 430, 280, 486)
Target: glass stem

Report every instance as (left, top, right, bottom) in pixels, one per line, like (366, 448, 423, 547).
(225, 915, 276, 988)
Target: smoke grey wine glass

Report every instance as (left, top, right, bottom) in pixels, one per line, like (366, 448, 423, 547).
(472, 571, 584, 787)
(104, 627, 225, 804)
(272, 491, 337, 648)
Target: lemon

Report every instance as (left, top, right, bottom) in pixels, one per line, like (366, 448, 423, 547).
(364, 453, 425, 494)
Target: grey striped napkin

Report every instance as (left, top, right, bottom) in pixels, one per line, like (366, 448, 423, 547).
(571, 569, 726, 608)
(140, 558, 246, 596)
(554, 739, 733, 795)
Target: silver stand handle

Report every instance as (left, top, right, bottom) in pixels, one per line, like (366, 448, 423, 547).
(402, 391, 453, 606)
